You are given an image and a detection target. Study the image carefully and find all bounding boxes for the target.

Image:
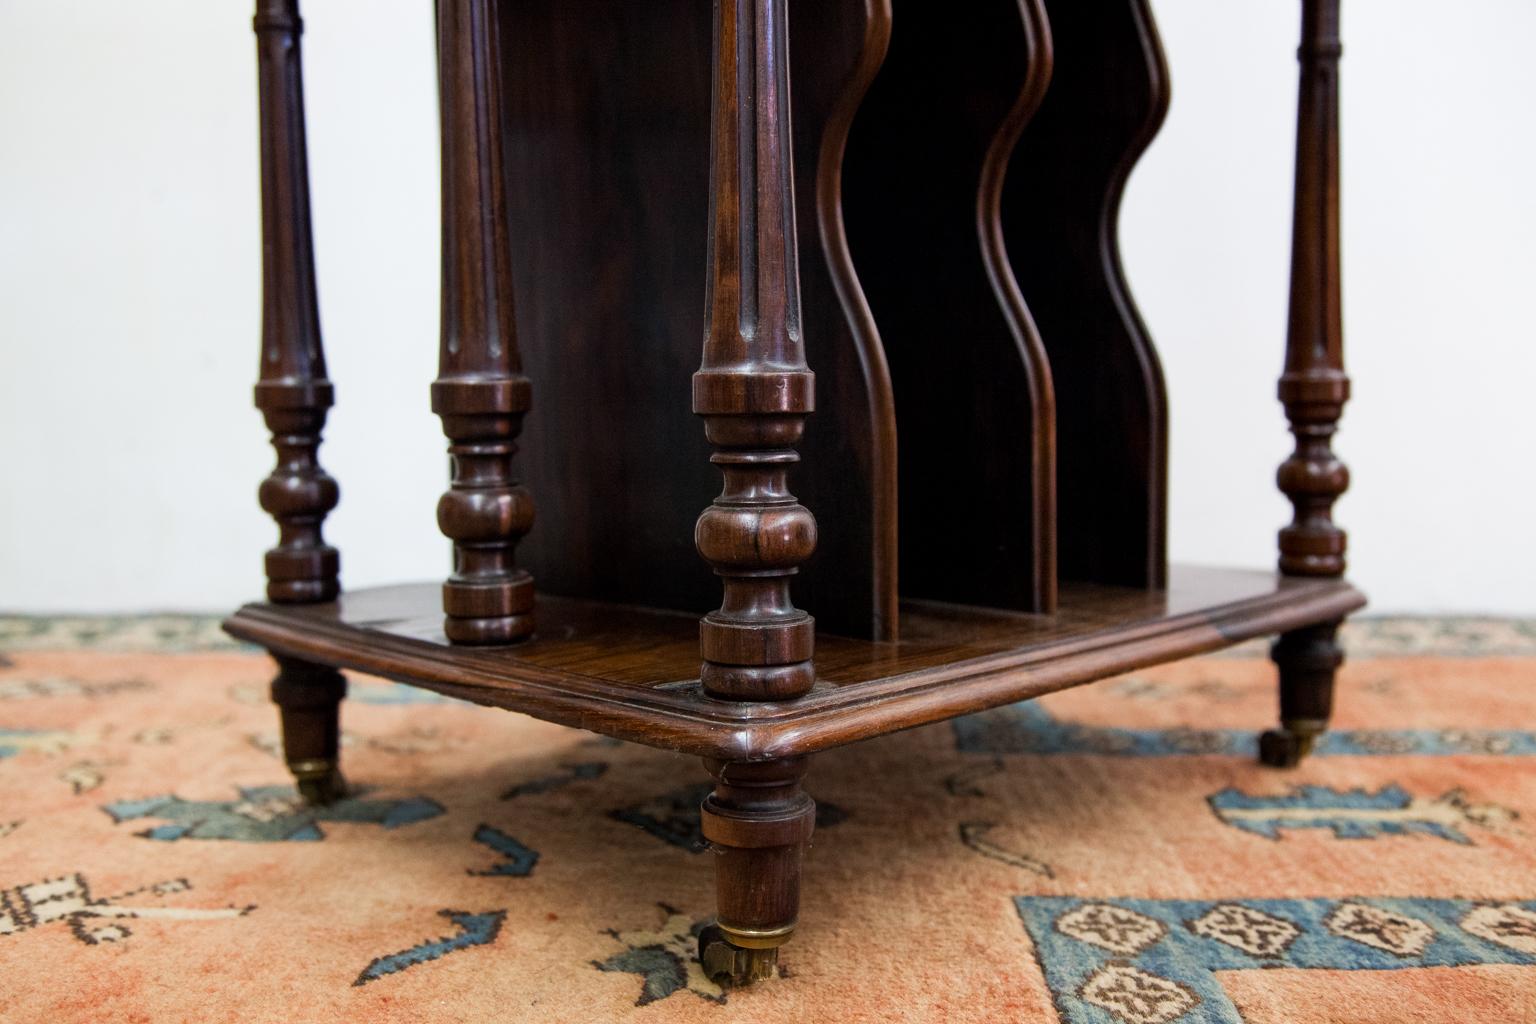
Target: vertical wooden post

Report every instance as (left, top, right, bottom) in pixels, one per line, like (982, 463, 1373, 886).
(693, 0, 818, 984)
(1277, 0, 1349, 580)
(1263, 0, 1350, 768)
(695, 0, 817, 705)
(253, 0, 348, 804)
(432, 0, 535, 646)
(253, 0, 338, 605)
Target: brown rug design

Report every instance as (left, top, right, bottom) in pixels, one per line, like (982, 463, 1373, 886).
(1, 617, 1533, 1022)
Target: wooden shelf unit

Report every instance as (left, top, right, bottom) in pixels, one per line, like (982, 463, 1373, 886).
(232, 0, 1357, 986)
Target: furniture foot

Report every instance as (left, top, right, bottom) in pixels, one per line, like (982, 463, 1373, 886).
(270, 655, 347, 804)
(1259, 620, 1342, 768)
(698, 756, 815, 986)
(698, 924, 779, 985)
(1258, 725, 1315, 768)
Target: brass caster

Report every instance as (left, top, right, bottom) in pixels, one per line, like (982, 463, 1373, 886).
(698, 924, 778, 986)
(291, 761, 347, 806)
(1258, 728, 1314, 768)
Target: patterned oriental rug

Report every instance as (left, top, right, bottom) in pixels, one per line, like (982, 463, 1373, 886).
(1, 615, 1534, 1023)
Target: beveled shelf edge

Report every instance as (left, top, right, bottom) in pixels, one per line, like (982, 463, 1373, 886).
(759, 578, 1365, 758)
(223, 571, 1365, 762)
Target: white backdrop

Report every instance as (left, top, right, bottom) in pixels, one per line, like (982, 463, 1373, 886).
(2, 1, 1532, 615)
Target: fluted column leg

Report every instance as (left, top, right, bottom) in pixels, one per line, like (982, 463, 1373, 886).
(252, 0, 346, 803)
(1263, 0, 1351, 767)
(692, 0, 818, 984)
(432, 0, 536, 646)
(253, 0, 338, 606)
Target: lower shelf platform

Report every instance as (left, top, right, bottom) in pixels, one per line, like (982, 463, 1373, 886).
(223, 565, 1364, 761)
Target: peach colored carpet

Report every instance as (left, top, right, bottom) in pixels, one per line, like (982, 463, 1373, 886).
(1, 616, 1534, 1023)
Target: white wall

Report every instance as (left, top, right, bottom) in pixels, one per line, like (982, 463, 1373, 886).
(2, 1, 1532, 615)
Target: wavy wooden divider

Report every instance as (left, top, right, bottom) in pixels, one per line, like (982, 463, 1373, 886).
(486, 0, 1170, 639)
(494, 0, 898, 640)
(1001, 0, 1171, 589)
(842, 0, 1057, 614)
(789, 0, 899, 640)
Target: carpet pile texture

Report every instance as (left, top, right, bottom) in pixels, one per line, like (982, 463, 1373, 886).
(1, 615, 1534, 1023)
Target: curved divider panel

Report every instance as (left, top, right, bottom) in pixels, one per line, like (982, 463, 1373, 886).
(494, 0, 897, 640)
(842, 0, 1057, 613)
(1002, 0, 1170, 589)
(789, 0, 900, 640)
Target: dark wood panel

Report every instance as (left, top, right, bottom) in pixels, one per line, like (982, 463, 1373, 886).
(842, 0, 1057, 613)
(225, 566, 1365, 760)
(494, 0, 894, 639)
(1002, 0, 1170, 588)
(494, 0, 715, 619)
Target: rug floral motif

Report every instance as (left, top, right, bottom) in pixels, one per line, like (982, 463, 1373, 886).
(0, 616, 1533, 1023)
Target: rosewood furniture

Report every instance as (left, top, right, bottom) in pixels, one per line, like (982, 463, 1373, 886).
(226, 0, 1363, 984)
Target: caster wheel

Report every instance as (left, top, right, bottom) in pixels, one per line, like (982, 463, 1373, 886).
(698, 924, 778, 985)
(292, 762, 347, 806)
(1258, 728, 1312, 768)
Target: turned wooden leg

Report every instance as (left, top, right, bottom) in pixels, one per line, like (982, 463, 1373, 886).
(270, 655, 347, 804)
(1264, 0, 1351, 767)
(1276, 0, 1348, 582)
(691, 0, 818, 984)
(432, 0, 536, 646)
(693, 0, 816, 703)
(697, 757, 815, 985)
(1260, 620, 1342, 767)
(253, 0, 341, 605)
